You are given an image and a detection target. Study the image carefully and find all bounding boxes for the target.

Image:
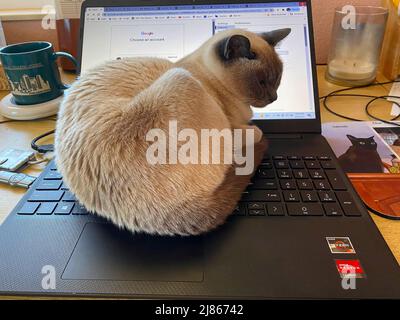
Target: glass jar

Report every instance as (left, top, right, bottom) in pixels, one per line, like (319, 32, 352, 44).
(326, 6, 389, 86)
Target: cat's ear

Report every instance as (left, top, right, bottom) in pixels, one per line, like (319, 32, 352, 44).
(218, 35, 255, 61)
(347, 135, 358, 143)
(260, 28, 291, 47)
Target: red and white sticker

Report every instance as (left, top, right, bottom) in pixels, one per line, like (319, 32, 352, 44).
(335, 259, 366, 279)
(326, 237, 356, 254)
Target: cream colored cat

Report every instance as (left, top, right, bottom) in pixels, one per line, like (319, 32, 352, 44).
(55, 28, 291, 236)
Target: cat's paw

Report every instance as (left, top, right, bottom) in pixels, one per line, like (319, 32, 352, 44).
(237, 125, 263, 145)
(253, 126, 263, 144)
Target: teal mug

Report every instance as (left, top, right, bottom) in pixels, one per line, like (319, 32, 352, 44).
(0, 41, 77, 105)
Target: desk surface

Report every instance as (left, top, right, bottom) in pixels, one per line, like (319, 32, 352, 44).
(0, 66, 399, 272)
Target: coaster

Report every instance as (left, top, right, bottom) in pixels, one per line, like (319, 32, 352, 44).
(0, 93, 63, 120)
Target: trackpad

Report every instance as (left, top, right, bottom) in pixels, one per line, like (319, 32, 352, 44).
(62, 223, 204, 282)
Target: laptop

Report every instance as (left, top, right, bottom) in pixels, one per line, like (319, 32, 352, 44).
(1, 0, 399, 299)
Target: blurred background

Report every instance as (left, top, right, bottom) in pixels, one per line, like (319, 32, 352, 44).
(0, 0, 392, 64)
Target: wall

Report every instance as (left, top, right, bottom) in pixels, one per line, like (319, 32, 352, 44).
(2, 20, 58, 50)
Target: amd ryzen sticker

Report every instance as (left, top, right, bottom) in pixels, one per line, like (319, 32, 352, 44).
(326, 237, 356, 254)
(335, 259, 366, 279)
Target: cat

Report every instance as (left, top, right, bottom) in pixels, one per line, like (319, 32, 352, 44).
(55, 28, 291, 236)
(338, 135, 384, 173)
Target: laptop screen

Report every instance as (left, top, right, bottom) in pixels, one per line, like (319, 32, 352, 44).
(81, 2, 316, 121)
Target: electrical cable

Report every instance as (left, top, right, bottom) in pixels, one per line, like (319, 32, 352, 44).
(0, 117, 57, 154)
(365, 96, 400, 126)
(363, 203, 400, 221)
(30, 129, 55, 153)
(26, 151, 55, 167)
(320, 79, 400, 125)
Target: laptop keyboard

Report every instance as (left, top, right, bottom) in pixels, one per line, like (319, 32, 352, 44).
(234, 154, 362, 217)
(18, 162, 88, 216)
(17, 155, 362, 218)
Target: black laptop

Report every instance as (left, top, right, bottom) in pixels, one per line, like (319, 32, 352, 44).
(1, 0, 399, 299)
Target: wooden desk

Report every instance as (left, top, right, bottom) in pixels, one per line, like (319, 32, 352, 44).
(0, 66, 399, 290)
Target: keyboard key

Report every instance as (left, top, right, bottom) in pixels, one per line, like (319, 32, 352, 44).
(314, 180, 330, 190)
(290, 160, 304, 169)
(48, 162, 58, 170)
(323, 203, 343, 216)
(249, 209, 266, 216)
(321, 161, 335, 169)
(18, 202, 39, 215)
(260, 161, 273, 169)
(62, 191, 76, 202)
(288, 156, 300, 160)
(242, 191, 281, 202)
(54, 202, 74, 215)
(318, 191, 336, 202)
(60, 182, 70, 190)
(305, 161, 320, 169)
(232, 203, 247, 216)
(318, 156, 331, 161)
(293, 169, 309, 179)
(250, 180, 277, 190)
(257, 168, 275, 179)
(287, 203, 324, 216)
(36, 180, 62, 191)
(36, 202, 57, 215)
(326, 171, 347, 190)
(303, 156, 316, 160)
(300, 191, 318, 202)
(309, 169, 325, 179)
(277, 170, 292, 179)
(248, 203, 264, 210)
(280, 180, 296, 190)
(297, 180, 313, 190)
(283, 191, 300, 202)
(72, 203, 89, 215)
(267, 203, 286, 216)
(43, 171, 62, 180)
(336, 192, 362, 217)
(28, 190, 64, 202)
(274, 160, 289, 169)
(273, 155, 286, 160)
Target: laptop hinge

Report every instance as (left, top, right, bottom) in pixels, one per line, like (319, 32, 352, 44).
(265, 134, 303, 140)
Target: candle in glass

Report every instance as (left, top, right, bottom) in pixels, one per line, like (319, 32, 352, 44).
(326, 6, 388, 86)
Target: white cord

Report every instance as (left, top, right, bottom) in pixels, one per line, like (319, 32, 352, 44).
(27, 152, 55, 165)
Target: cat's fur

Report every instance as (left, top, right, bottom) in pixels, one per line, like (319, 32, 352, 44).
(338, 135, 384, 173)
(55, 29, 290, 236)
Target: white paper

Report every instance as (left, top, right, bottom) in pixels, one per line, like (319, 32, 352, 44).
(55, 0, 84, 19)
(322, 121, 400, 174)
(388, 81, 400, 116)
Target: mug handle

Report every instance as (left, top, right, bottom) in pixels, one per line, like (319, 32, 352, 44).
(52, 52, 78, 90)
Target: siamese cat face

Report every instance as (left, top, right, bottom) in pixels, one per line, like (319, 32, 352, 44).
(215, 28, 291, 108)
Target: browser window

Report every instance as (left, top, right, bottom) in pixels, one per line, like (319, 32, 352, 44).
(81, 2, 316, 120)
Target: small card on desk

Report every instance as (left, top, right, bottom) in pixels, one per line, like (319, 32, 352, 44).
(323, 121, 400, 218)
